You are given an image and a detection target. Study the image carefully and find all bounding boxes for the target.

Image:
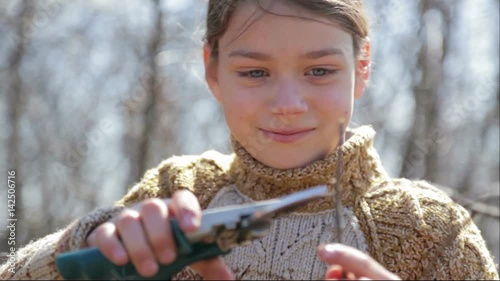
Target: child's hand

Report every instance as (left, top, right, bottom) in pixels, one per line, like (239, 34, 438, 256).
(317, 243, 400, 280)
(85, 190, 233, 279)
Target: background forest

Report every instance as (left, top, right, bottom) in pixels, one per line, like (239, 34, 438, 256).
(0, 0, 499, 266)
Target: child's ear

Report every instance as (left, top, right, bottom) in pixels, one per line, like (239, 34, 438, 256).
(354, 37, 371, 100)
(203, 43, 222, 102)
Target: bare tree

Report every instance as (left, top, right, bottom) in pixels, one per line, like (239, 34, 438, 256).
(1, 0, 35, 253)
(401, 0, 442, 181)
(122, 0, 173, 190)
(0, 0, 498, 268)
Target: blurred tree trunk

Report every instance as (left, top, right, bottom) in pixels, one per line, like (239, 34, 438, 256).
(3, 1, 34, 252)
(123, 0, 166, 189)
(137, 0, 163, 178)
(424, 1, 451, 183)
(401, 0, 443, 181)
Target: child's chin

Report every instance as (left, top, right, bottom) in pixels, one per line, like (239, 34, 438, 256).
(261, 153, 318, 170)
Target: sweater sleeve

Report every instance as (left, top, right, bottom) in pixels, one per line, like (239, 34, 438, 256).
(0, 152, 232, 280)
(116, 151, 233, 209)
(0, 160, 171, 279)
(0, 206, 123, 280)
(356, 179, 499, 280)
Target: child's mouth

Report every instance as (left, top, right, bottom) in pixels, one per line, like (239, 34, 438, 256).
(260, 128, 315, 143)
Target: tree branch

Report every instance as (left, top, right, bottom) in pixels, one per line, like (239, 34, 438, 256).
(435, 184, 500, 219)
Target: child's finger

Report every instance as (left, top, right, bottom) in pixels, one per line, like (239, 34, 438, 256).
(317, 243, 400, 280)
(91, 222, 128, 266)
(86, 229, 97, 247)
(116, 209, 158, 278)
(325, 266, 360, 280)
(169, 190, 202, 233)
(346, 271, 356, 280)
(140, 198, 176, 265)
(325, 264, 344, 280)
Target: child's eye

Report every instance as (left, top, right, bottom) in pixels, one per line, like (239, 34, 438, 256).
(237, 70, 268, 78)
(307, 68, 337, 77)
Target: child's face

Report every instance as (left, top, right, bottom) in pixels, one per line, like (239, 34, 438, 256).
(204, 0, 370, 169)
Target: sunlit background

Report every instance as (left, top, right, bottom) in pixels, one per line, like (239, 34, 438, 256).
(0, 0, 499, 265)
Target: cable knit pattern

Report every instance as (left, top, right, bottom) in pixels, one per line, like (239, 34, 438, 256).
(204, 185, 369, 280)
(230, 126, 389, 212)
(0, 229, 64, 280)
(354, 179, 499, 280)
(116, 150, 233, 209)
(56, 207, 125, 254)
(1, 125, 498, 280)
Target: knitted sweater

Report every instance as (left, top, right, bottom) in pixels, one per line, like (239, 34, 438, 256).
(1, 126, 498, 280)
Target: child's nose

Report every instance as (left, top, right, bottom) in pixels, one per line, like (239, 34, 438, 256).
(271, 80, 308, 115)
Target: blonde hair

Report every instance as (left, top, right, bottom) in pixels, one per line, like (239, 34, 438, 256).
(204, 0, 370, 60)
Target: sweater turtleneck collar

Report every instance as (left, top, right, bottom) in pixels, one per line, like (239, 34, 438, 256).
(227, 125, 390, 211)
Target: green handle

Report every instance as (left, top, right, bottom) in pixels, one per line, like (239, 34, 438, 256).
(56, 220, 228, 280)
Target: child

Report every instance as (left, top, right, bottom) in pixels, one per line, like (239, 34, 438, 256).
(1, 0, 498, 279)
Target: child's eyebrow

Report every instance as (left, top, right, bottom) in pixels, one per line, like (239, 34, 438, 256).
(227, 48, 345, 61)
(228, 50, 271, 61)
(301, 48, 345, 60)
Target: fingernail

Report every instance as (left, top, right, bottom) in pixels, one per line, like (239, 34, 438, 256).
(113, 248, 127, 262)
(142, 259, 158, 275)
(181, 212, 195, 230)
(161, 249, 175, 264)
(323, 244, 337, 253)
(319, 244, 338, 259)
(346, 272, 356, 279)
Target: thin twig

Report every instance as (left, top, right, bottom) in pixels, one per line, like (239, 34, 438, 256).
(334, 120, 346, 244)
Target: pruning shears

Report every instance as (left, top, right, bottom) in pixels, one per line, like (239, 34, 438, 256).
(56, 185, 330, 280)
